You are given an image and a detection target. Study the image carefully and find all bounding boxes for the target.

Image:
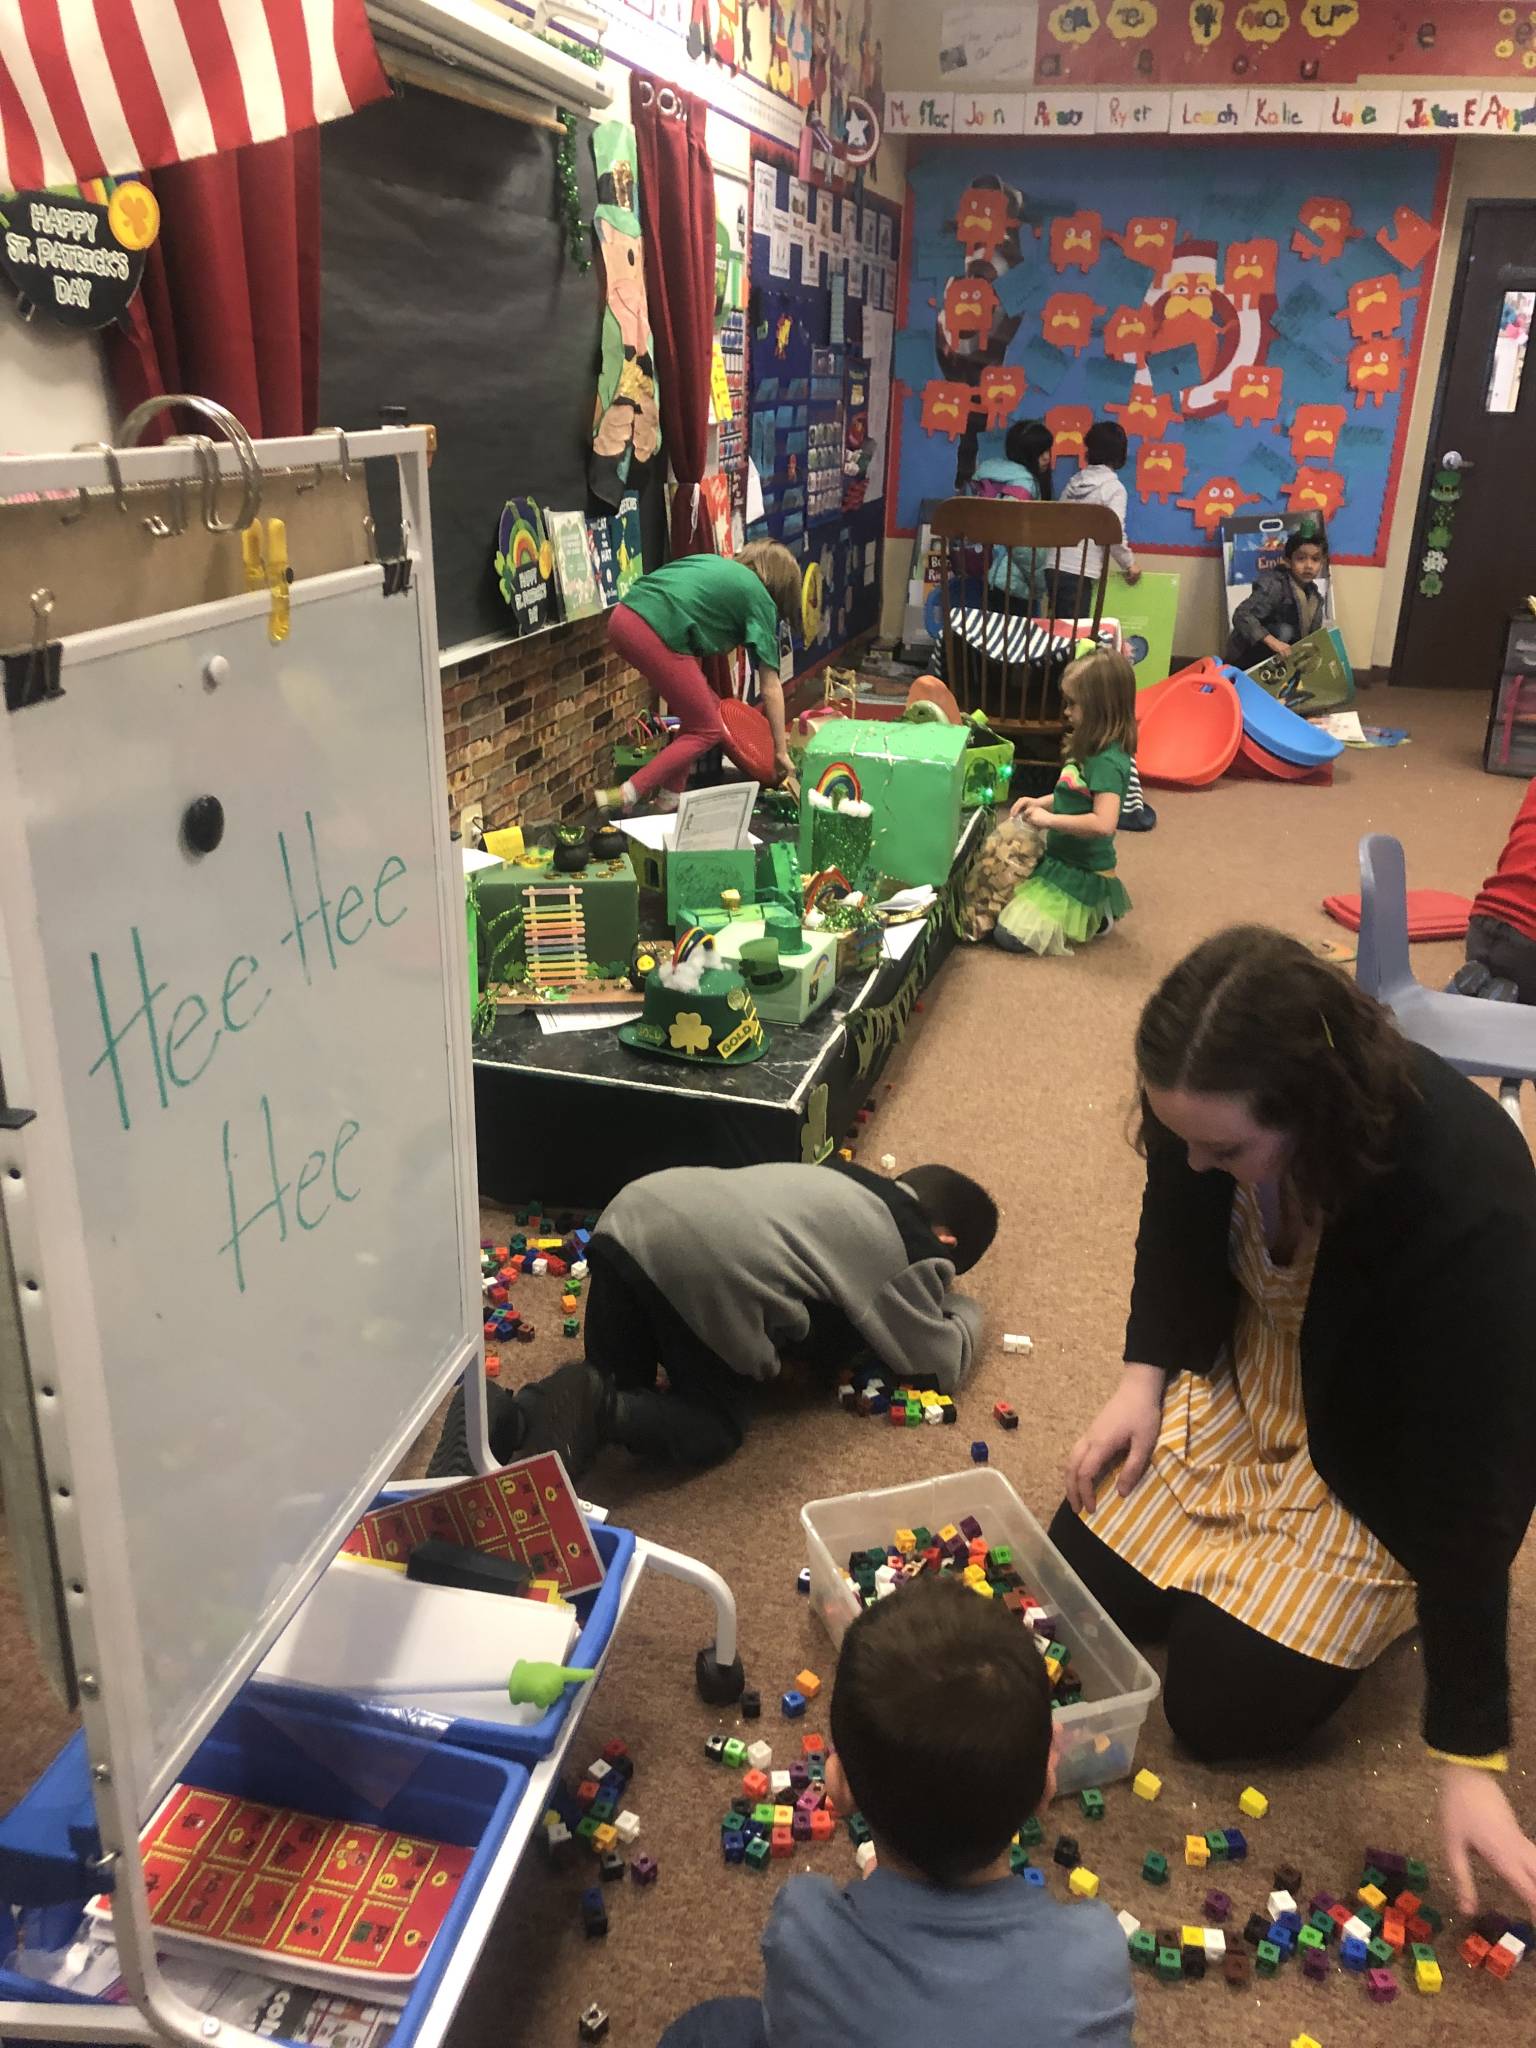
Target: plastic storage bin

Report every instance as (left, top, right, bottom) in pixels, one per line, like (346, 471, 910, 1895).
(251, 1496, 637, 1767)
(801, 1469, 1158, 1796)
(0, 1694, 527, 2048)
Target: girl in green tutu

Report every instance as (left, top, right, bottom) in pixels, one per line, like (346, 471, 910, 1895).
(995, 648, 1137, 955)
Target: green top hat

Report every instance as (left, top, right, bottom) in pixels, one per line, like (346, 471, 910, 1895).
(618, 963, 770, 1065)
(738, 936, 792, 991)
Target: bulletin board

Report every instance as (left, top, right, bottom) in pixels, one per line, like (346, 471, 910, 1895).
(891, 139, 1449, 565)
(748, 153, 902, 676)
(319, 89, 661, 655)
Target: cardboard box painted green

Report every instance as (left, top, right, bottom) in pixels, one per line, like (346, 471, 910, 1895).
(961, 739, 1015, 810)
(711, 919, 840, 1025)
(474, 850, 638, 983)
(799, 719, 968, 887)
(665, 847, 756, 924)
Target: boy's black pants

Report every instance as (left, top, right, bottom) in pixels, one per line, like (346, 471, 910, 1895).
(584, 1239, 752, 1467)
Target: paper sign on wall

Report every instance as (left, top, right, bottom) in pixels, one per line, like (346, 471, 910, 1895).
(939, 3, 1036, 84)
(886, 92, 954, 134)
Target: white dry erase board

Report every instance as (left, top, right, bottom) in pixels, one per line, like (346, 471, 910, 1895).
(0, 430, 481, 1815)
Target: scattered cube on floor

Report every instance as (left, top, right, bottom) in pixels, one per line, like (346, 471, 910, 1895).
(578, 2004, 610, 2042)
(1132, 1769, 1162, 1802)
(1203, 1929, 1227, 1962)
(1415, 1958, 1443, 1995)
(1157, 1947, 1182, 1983)
(1069, 1867, 1100, 1899)
(1302, 1949, 1331, 1983)
(722, 1739, 747, 1769)
(631, 1854, 658, 1886)
(971, 1441, 989, 1463)
(1255, 1940, 1281, 1977)
(746, 1740, 773, 1771)
(1185, 1834, 1210, 1869)
(1367, 1966, 1398, 2004)
(781, 1690, 807, 1718)
(794, 1669, 822, 1699)
(614, 1811, 640, 1844)
(796, 1567, 811, 1595)
(1079, 1789, 1105, 1821)
(1239, 1785, 1269, 1820)
(1117, 1911, 1142, 1940)
(580, 1888, 608, 1938)
(1223, 1951, 1251, 1988)
(1054, 1834, 1080, 1869)
(855, 1841, 878, 1875)
(741, 1688, 762, 1719)
(1142, 1850, 1169, 1885)
(1204, 1890, 1232, 1922)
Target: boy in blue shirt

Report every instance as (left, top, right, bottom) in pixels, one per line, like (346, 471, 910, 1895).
(657, 1574, 1135, 2048)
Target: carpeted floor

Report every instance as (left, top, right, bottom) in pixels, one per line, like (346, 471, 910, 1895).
(4, 687, 1534, 2047)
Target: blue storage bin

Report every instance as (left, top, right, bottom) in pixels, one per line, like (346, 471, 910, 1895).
(1, 1694, 526, 2048)
(251, 1504, 637, 1767)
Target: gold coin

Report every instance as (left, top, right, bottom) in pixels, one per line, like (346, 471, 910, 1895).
(108, 181, 159, 251)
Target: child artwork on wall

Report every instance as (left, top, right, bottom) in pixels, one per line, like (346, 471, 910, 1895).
(546, 510, 605, 621)
(893, 141, 1446, 563)
(591, 121, 660, 509)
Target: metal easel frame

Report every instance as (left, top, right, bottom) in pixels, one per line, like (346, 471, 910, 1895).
(0, 422, 740, 2048)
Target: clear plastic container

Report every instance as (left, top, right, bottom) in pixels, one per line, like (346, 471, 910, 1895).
(801, 1469, 1160, 1795)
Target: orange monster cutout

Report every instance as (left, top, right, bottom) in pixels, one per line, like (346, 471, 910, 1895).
(1348, 338, 1405, 409)
(956, 186, 1017, 263)
(1291, 197, 1361, 265)
(1176, 476, 1262, 536)
(1337, 273, 1418, 343)
(943, 276, 1001, 347)
(1224, 365, 1285, 429)
(1136, 440, 1188, 505)
(1223, 239, 1278, 308)
(977, 364, 1028, 431)
(1283, 468, 1346, 521)
(1045, 405, 1094, 464)
(1287, 403, 1346, 464)
(1049, 210, 1105, 274)
(1041, 291, 1103, 357)
(920, 380, 973, 441)
(1118, 216, 1177, 277)
(1103, 305, 1155, 361)
(1377, 205, 1438, 273)
(1109, 387, 1182, 440)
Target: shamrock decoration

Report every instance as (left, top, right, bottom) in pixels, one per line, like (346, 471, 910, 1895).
(1426, 514, 1453, 549)
(1418, 569, 1443, 598)
(669, 1012, 713, 1055)
(1422, 548, 1448, 575)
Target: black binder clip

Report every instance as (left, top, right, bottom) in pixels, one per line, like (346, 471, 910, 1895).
(381, 556, 413, 597)
(4, 590, 64, 713)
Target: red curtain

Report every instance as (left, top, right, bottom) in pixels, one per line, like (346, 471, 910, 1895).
(631, 72, 716, 560)
(105, 131, 320, 443)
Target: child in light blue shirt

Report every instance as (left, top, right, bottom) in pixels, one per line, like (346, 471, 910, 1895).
(657, 1576, 1135, 2048)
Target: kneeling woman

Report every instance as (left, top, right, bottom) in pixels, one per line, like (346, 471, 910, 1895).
(1054, 926, 1536, 1912)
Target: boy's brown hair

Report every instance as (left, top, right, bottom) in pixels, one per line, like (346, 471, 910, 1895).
(1062, 646, 1138, 764)
(738, 539, 802, 634)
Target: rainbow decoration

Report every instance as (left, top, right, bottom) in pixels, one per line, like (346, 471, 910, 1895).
(673, 926, 715, 967)
(814, 761, 862, 807)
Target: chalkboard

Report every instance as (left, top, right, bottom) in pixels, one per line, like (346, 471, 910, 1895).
(320, 89, 658, 655)
(0, 481, 479, 1800)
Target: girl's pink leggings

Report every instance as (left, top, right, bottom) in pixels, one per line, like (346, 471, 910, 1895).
(609, 603, 726, 798)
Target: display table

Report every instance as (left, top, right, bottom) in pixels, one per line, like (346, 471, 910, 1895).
(473, 808, 986, 1206)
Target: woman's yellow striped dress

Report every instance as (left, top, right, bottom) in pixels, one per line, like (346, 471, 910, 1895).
(1081, 1182, 1415, 1667)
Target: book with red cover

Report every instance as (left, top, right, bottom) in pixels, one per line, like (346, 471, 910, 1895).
(88, 1785, 471, 1999)
(340, 1452, 605, 1598)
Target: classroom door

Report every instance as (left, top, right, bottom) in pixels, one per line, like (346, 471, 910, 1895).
(1392, 202, 1536, 691)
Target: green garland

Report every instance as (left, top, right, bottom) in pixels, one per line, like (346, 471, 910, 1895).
(538, 32, 605, 273)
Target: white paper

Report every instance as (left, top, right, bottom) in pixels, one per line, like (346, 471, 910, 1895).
(461, 846, 503, 873)
(882, 885, 938, 915)
(673, 780, 759, 850)
(882, 920, 928, 964)
(537, 1005, 643, 1035)
(752, 159, 777, 224)
(769, 225, 792, 279)
(1313, 709, 1367, 745)
(746, 459, 766, 526)
(939, 2, 1036, 83)
(863, 305, 893, 508)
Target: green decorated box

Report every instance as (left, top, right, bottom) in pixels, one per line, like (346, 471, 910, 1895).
(475, 848, 638, 988)
(799, 719, 969, 887)
(665, 847, 756, 925)
(711, 918, 840, 1026)
(961, 739, 1015, 810)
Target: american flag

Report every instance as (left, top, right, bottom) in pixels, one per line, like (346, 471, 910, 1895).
(0, 0, 388, 191)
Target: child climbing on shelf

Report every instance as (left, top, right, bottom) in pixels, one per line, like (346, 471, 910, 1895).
(655, 1575, 1135, 2048)
(429, 1160, 998, 1479)
(595, 542, 802, 811)
(996, 648, 1138, 955)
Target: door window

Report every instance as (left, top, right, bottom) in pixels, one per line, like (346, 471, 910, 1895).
(1486, 288, 1534, 414)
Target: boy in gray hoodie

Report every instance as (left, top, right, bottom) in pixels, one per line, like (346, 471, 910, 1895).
(431, 1161, 996, 1476)
(1056, 419, 1141, 619)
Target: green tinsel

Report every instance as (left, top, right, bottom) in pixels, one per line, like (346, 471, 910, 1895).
(538, 32, 605, 274)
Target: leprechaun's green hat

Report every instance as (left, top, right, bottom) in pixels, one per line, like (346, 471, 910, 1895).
(618, 963, 770, 1065)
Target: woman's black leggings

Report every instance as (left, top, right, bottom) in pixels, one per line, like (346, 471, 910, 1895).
(1049, 1503, 1363, 1762)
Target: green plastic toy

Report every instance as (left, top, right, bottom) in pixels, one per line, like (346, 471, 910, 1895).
(507, 1659, 597, 1708)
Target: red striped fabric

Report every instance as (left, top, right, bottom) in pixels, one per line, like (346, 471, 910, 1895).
(0, 0, 387, 190)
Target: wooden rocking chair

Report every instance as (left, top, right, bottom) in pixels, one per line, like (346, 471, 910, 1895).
(927, 497, 1123, 748)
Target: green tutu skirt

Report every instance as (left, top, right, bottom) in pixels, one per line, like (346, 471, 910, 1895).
(995, 854, 1131, 956)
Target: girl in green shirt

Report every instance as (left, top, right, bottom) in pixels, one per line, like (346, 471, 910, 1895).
(996, 649, 1137, 955)
(597, 542, 801, 809)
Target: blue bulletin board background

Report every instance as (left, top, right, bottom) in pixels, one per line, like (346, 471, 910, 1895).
(747, 155, 901, 680)
(892, 140, 1450, 564)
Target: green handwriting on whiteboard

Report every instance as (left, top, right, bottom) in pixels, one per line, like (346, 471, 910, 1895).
(87, 822, 409, 1133)
(219, 1095, 362, 1295)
